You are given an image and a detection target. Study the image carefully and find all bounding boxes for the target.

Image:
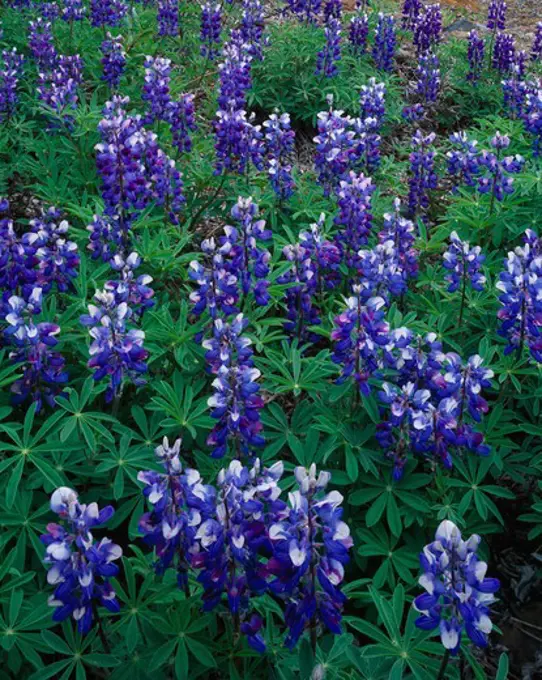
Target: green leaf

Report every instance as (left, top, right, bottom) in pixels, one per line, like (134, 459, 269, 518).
(175, 639, 188, 680)
(496, 652, 509, 680)
(6, 457, 25, 509)
(41, 630, 72, 656)
(185, 637, 217, 668)
(366, 494, 387, 527)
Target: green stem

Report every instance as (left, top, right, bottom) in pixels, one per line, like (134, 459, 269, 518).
(436, 649, 450, 680)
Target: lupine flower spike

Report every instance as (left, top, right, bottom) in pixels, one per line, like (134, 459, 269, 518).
(414, 520, 499, 656)
(443, 231, 486, 325)
(41, 487, 122, 635)
(267, 464, 353, 651)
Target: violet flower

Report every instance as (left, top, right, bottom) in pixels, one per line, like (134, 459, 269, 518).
(414, 520, 499, 654)
(203, 314, 265, 459)
(41, 487, 122, 634)
(316, 17, 341, 78)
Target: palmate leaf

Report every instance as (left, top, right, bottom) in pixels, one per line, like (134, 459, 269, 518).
(148, 371, 212, 437)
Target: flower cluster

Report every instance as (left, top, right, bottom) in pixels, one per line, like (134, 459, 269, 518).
(402, 0, 422, 31)
(61, 0, 86, 22)
(408, 130, 437, 220)
(316, 17, 341, 78)
(80, 285, 149, 402)
(413, 3, 442, 55)
(189, 196, 270, 317)
(240, 0, 266, 61)
(200, 3, 222, 60)
(168, 93, 197, 154)
(497, 228, 542, 362)
(285, 0, 321, 24)
(142, 56, 171, 124)
(334, 171, 374, 266)
(299, 214, 341, 294)
(158, 0, 179, 37)
(138, 437, 214, 592)
(379, 198, 419, 282)
(28, 19, 57, 71)
(477, 132, 524, 203)
(0, 48, 24, 120)
(415, 50, 440, 104)
(414, 520, 500, 654)
(377, 341, 493, 478)
(356, 239, 410, 303)
(313, 100, 357, 196)
(359, 78, 386, 126)
(37, 54, 83, 128)
(532, 22, 542, 62)
(203, 314, 265, 458)
(1, 289, 68, 410)
(221, 196, 272, 305)
(492, 32, 516, 73)
(100, 33, 126, 91)
(267, 464, 353, 649)
(348, 13, 368, 55)
(323, 0, 341, 22)
(372, 13, 396, 72)
(41, 487, 122, 634)
(90, 0, 127, 28)
(487, 0, 507, 31)
(443, 232, 485, 323)
(331, 293, 389, 394)
(41, 3, 60, 21)
(214, 35, 264, 175)
(467, 30, 485, 84)
(446, 131, 480, 189)
(263, 112, 296, 200)
(278, 242, 322, 342)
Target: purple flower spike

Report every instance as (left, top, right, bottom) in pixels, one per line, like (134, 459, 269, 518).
(532, 23, 542, 62)
(62, 0, 86, 22)
(138, 437, 214, 591)
(167, 93, 197, 154)
(372, 13, 396, 72)
(349, 14, 368, 55)
(497, 229, 542, 362)
(467, 30, 485, 84)
(402, 0, 422, 31)
(90, 0, 127, 28)
(477, 132, 524, 202)
(407, 129, 437, 221)
(80, 287, 149, 402)
(443, 231, 486, 295)
(263, 112, 295, 200)
(413, 520, 499, 654)
(41, 487, 122, 635)
(203, 314, 265, 459)
(413, 3, 442, 55)
(142, 56, 171, 124)
(334, 171, 374, 266)
(28, 19, 57, 71)
(446, 131, 481, 190)
(0, 49, 24, 120)
(158, 0, 179, 37)
(492, 32, 516, 73)
(100, 33, 126, 91)
(487, 0, 507, 31)
(316, 17, 341, 78)
(240, 0, 266, 61)
(331, 293, 390, 395)
(416, 50, 440, 104)
(200, 3, 222, 60)
(267, 464, 353, 649)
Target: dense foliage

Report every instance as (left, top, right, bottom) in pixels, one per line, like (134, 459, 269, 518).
(0, 0, 541, 677)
